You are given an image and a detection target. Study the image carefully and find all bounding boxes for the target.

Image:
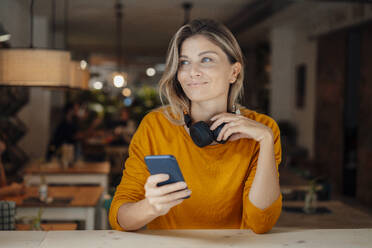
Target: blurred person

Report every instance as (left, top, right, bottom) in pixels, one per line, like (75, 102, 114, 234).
(0, 139, 25, 198)
(47, 101, 104, 161)
(110, 107, 136, 145)
(46, 102, 81, 160)
(110, 19, 282, 234)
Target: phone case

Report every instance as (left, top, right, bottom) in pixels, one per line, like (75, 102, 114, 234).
(144, 155, 186, 187)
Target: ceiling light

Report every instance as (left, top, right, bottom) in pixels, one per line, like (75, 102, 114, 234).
(146, 67, 156, 77)
(93, 81, 103, 90)
(123, 98, 132, 106)
(80, 60, 88, 70)
(113, 74, 126, 88)
(122, 87, 131, 97)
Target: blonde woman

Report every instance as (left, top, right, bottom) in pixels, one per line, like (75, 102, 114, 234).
(109, 19, 282, 234)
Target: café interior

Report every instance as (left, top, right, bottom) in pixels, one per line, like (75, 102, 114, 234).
(0, 0, 372, 247)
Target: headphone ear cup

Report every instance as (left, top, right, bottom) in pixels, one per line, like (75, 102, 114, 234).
(212, 123, 227, 144)
(189, 121, 214, 147)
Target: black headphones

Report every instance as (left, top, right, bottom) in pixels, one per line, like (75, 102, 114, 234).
(184, 108, 239, 148)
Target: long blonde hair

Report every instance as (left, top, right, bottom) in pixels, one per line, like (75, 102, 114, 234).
(158, 19, 245, 125)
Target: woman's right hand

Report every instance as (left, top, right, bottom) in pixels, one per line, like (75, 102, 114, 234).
(144, 174, 191, 217)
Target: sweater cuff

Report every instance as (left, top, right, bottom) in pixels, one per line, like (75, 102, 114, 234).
(242, 193, 282, 234)
(109, 199, 135, 231)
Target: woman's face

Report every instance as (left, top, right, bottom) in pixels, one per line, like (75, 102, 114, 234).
(177, 35, 240, 104)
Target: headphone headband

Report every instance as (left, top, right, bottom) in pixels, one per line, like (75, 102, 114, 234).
(183, 105, 239, 127)
(183, 106, 239, 147)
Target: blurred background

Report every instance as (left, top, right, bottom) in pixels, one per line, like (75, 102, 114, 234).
(0, 0, 371, 230)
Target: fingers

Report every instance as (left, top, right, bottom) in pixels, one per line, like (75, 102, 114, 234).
(156, 188, 191, 204)
(147, 198, 185, 216)
(210, 112, 231, 122)
(156, 181, 188, 196)
(145, 174, 169, 189)
(144, 176, 191, 217)
(212, 114, 268, 142)
(146, 180, 188, 197)
(210, 114, 244, 131)
(216, 121, 239, 141)
(147, 190, 190, 213)
(219, 125, 244, 142)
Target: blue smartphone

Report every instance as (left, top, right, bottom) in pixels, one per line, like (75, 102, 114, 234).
(144, 155, 190, 198)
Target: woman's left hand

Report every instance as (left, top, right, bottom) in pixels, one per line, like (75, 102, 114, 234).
(210, 113, 273, 143)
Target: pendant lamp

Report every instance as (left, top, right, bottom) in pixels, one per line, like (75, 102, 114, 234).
(0, 0, 71, 87)
(111, 0, 127, 89)
(182, 2, 193, 25)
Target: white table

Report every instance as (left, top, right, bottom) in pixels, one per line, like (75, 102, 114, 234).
(0, 228, 371, 248)
(3, 186, 103, 230)
(16, 207, 96, 230)
(23, 161, 110, 193)
(23, 161, 110, 229)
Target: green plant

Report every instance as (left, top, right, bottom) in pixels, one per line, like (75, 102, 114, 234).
(31, 208, 43, 230)
(131, 85, 161, 124)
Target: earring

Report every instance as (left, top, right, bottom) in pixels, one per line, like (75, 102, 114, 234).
(233, 104, 241, 115)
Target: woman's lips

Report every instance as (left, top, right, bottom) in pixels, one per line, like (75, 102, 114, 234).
(187, 82, 208, 87)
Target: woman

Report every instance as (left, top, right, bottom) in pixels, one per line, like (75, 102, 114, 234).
(109, 19, 282, 234)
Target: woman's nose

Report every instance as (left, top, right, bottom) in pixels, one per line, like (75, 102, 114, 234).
(190, 63, 201, 78)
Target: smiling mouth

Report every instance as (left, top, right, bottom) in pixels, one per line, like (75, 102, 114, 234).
(187, 82, 208, 87)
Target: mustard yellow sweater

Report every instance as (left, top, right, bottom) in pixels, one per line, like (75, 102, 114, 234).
(109, 107, 282, 234)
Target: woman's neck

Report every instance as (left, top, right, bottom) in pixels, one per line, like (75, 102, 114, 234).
(190, 100, 227, 124)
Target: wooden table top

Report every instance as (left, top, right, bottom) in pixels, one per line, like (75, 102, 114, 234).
(1, 228, 371, 248)
(2, 186, 103, 207)
(16, 223, 78, 231)
(24, 161, 110, 175)
(277, 200, 372, 229)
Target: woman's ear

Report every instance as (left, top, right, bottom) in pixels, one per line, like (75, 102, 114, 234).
(230, 62, 242, 84)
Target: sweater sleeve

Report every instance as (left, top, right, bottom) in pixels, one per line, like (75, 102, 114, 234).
(109, 115, 152, 231)
(240, 118, 283, 234)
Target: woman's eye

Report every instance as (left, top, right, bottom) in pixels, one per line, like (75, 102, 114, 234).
(179, 60, 189, 66)
(201, 57, 212, 63)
